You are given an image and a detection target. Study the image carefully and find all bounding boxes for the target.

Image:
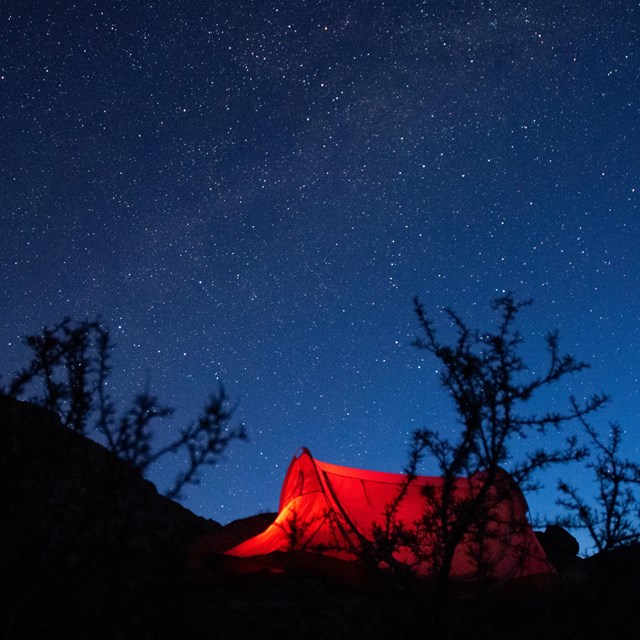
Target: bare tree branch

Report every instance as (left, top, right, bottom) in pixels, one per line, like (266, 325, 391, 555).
(1, 317, 246, 501)
(377, 294, 607, 591)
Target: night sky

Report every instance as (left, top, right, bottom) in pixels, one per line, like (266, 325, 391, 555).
(2, 1, 639, 553)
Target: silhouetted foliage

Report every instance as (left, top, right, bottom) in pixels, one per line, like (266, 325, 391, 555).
(364, 468, 424, 581)
(2, 317, 246, 499)
(557, 412, 640, 554)
(373, 294, 607, 592)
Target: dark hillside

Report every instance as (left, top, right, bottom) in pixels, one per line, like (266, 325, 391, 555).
(1, 396, 639, 639)
(0, 395, 218, 638)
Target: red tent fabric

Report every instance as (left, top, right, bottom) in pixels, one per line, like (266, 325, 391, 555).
(226, 448, 554, 584)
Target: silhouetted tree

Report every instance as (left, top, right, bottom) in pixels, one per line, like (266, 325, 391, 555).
(2, 317, 246, 500)
(557, 413, 640, 554)
(375, 295, 607, 593)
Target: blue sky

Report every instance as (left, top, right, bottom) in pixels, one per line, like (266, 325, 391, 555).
(2, 0, 639, 555)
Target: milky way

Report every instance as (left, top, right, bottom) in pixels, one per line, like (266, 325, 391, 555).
(1, 1, 638, 554)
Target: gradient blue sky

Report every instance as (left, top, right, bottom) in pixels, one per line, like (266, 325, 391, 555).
(2, 0, 638, 555)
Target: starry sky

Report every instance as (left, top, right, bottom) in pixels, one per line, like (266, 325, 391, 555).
(1, 1, 639, 552)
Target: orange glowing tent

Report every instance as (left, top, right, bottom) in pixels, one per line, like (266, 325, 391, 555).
(225, 448, 554, 585)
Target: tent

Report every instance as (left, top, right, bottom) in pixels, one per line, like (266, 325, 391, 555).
(226, 448, 554, 585)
